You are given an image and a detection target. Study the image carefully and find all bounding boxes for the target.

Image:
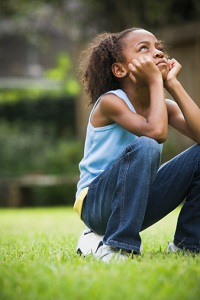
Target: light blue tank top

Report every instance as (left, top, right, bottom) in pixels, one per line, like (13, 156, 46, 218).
(76, 89, 138, 197)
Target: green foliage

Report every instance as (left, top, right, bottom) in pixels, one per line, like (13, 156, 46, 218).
(0, 90, 80, 206)
(0, 55, 80, 104)
(81, 0, 200, 32)
(0, 90, 43, 103)
(0, 95, 76, 137)
(45, 52, 80, 96)
(0, 122, 82, 176)
(0, 207, 200, 300)
(1, 0, 200, 41)
(0, 0, 64, 18)
(46, 53, 72, 80)
(30, 184, 77, 206)
(0, 122, 81, 206)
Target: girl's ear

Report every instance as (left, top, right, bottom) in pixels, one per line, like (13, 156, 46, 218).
(112, 63, 128, 78)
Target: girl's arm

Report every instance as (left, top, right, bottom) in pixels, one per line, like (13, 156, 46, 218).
(93, 56, 168, 143)
(165, 59, 200, 143)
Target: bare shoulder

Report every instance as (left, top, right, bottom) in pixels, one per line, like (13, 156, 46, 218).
(99, 93, 130, 116)
(92, 93, 130, 127)
(91, 92, 134, 126)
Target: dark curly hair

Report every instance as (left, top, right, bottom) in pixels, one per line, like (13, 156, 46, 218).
(78, 27, 143, 105)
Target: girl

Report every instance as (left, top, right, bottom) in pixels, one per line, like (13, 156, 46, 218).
(74, 27, 200, 262)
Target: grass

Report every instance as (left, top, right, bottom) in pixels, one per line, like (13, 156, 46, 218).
(0, 207, 199, 300)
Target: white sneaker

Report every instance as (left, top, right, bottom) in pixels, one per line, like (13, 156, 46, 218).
(76, 227, 141, 261)
(76, 228, 104, 256)
(167, 242, 182, 253)
(94, 244, 129, 263)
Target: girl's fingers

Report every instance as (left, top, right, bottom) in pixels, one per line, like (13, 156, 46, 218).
(128, 57, 148, 71)
(168, 58, 182, 72)
(128, 71, 137, 83)
(128, 62, 139, 73)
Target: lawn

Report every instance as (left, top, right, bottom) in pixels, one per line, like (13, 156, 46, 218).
(0, 207, 199, 300)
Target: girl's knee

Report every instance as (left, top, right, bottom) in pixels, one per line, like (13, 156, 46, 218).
(134, 136, 161, 153)
(192, 144, 200, 156)
(129, 136, 162, 164)
(139, 136, 159, 146)
(181, 144, 200, 162)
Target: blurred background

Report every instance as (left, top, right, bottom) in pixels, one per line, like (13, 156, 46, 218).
(0, 0, 200, 207)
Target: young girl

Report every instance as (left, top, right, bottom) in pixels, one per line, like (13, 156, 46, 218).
(74, 27, 200, 262)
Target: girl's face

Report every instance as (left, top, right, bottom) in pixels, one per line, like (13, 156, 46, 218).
(122, 30, 169, 80)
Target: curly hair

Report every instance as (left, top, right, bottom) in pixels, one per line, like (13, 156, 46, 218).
(78, 27, 143, 105)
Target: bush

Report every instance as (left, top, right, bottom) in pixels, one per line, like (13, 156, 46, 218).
(0, 95, 76, 137)
(27, 184, 77, 206)
(0, 122, 82, 206)
(0, 122, 82, 177)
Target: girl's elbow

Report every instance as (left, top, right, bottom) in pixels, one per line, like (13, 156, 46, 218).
(193, 136, 200, 144)
(152, 128, 168, 144)
(157, 136, 167, 144)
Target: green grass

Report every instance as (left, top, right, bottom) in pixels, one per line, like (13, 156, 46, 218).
(0, 207, 199, 300)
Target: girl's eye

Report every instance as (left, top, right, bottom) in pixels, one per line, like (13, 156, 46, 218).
(157, 47, 164, 52)
(139, 45, 148, 51)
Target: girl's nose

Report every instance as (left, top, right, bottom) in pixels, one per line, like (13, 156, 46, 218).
(154, 49, 164, 58)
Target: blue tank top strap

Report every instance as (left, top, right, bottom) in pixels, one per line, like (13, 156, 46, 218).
(89, 89, 136, 123)
(89, 95, 102, 123)
(106, 89, 136, 112)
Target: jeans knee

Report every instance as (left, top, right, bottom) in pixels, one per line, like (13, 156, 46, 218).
(128, 137, 161, 180)
(192, 144, 200, 158)
(185, 144, 200, 172)
(136, 136, 162, 158)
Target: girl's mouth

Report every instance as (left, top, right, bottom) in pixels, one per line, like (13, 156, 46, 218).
(156, 59, 167, 66)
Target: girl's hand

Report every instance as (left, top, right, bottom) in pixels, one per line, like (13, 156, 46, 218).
(128, 56, 162, 85)
(164, 59, 182, 88)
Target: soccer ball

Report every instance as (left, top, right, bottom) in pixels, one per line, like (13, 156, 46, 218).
(76, 227, 104, 256)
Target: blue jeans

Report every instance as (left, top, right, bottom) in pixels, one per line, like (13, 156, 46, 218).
(81, 137, 200, 253)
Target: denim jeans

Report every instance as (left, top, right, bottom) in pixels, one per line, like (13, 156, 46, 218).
(81, 136, 200, 253)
